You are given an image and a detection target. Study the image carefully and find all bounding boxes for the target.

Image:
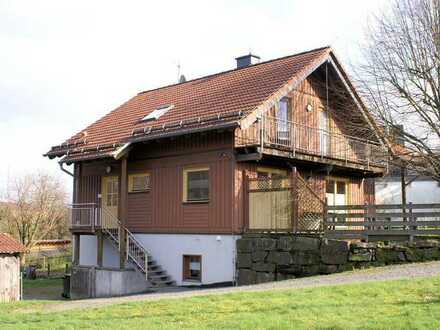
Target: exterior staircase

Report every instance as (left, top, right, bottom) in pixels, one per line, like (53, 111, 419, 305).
(101, 208, 175, 287)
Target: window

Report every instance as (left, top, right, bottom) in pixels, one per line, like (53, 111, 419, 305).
(128, 173, 151, 192)
(142, 104, 174, 122)
(277, 98, 290, 135)
(183, 255, 201, 282)
(183, 167, 209, 202)
(325, 178, 348, 206)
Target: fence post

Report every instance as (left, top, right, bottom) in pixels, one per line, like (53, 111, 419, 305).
(363, 202, 369, 242)
(291, 167, 298, 233)
(409, 202, 414, 243)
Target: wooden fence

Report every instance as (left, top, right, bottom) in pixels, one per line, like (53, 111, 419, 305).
(324, 203, 440, 241)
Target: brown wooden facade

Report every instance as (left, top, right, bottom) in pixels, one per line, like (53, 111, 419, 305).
(71, 68, 383, 235)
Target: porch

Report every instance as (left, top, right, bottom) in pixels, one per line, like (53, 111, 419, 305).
(245, 172, 440, 242)
(236, 115, 388, 174)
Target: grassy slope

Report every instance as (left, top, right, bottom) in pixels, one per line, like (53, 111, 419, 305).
(1, 277, 440, 329)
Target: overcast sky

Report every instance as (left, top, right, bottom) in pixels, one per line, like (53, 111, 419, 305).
(0, 0, 388, 196)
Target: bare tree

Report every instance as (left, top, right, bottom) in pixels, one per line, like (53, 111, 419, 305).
(357, 0, 440, 180)
(2, 173, 68, 250)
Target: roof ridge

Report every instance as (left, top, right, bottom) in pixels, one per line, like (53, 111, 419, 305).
(138, 45, 331, 95)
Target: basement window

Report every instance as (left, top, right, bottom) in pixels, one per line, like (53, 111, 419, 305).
(142, 104, 174, 122)
(183, 255, 201, 282)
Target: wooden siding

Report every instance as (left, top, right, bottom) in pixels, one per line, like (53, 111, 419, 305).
(0, 254, 21, 303)
(124, 132, 237, 233)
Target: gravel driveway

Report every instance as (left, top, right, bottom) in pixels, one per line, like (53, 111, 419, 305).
(46, 261, 440, 312)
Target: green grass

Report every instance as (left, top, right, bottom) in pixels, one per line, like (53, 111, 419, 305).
(23, 278, 63, 289)
(1, 277, 440, 329)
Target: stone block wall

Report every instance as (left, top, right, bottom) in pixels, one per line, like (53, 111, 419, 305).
(236, 234, 440, 285)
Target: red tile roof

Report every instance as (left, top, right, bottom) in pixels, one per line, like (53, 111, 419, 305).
(0, 233, 25, 254)
(46, 46, 331, 161)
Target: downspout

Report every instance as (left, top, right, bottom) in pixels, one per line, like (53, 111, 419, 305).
(59, 159, 74, 177)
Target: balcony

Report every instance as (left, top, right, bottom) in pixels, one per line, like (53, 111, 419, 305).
(236, 115, 388, 171)
(69, 203, 100, 233)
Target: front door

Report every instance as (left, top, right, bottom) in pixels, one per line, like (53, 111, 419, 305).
(101, 176, 119, 225)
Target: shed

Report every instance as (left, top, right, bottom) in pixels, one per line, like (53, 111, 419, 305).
(0, 233, 25, 302)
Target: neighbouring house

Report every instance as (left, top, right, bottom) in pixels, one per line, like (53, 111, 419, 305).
(45, 46, 388, 296)
(0, 233, 25, 303)
(29, 239, 71, 258)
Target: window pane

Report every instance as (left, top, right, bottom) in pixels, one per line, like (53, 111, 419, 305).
(337, 181, 346, 194)
(326, 180, 335, 194)
(187, 170, 209, 201)
(278, 98, 289, 132)
(106, 194, 112, 207)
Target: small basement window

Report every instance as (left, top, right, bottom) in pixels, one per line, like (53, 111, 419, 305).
(183, 255, 201, 282)
(142, 104, 174, 122)
(128, 173, 151, 192)
(183, 167, 209, 202)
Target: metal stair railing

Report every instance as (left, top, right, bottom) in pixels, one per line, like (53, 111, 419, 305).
(100, 207, 149, 280)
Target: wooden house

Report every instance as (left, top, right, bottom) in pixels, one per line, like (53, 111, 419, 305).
(0, 233, 25, 303)
(45, 47, 388, 292)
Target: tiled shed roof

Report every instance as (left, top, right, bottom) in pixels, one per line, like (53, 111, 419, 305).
(0, 233, 25, 254)
(45, 46, 332, 161)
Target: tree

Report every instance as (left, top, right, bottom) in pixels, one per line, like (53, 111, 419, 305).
(2, 172, 68, 250)
(357, 0, 440, 181)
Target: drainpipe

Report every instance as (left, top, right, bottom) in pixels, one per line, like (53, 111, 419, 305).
(59, 160, 74, 177)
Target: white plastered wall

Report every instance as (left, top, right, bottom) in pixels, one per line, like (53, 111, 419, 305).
(135, 234, 239, 286)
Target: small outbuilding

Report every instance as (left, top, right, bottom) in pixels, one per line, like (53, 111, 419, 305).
(0, 233, 25, 302)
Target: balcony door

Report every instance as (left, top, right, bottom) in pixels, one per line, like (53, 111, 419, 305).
(101, 176, 119, 224)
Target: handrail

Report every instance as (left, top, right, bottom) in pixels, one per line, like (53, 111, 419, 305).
(263, 115, 382, 146)
(100, 207, 149, 278)
(237, 115, 388, 167)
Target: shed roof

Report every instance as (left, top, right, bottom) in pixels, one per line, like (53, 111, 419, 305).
(0, 233, 25, 254)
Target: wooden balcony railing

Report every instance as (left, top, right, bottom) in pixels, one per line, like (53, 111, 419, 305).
(237, 115, 388, 168)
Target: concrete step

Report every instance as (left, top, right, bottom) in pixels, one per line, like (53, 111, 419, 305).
(150, 279, 175, 287)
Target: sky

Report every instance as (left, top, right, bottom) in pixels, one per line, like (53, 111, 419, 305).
(0, 0, 388, 196)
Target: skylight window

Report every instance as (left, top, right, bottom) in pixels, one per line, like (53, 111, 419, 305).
(142, 104, 174, 122)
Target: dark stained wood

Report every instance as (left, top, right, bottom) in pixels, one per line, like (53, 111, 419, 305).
(97, 230, 103, 267)
(119, 157, 128, 269)
(73, 234, 80, 265)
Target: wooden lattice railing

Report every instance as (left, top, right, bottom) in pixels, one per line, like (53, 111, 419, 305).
(247, 170, 325, 233)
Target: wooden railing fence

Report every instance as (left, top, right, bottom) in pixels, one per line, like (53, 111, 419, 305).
(324, 203, 440, 241)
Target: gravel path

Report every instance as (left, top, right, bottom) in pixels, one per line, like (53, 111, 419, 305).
(44, 261, 440, 313)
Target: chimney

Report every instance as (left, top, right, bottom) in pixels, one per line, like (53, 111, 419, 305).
(235, 53, 260, 69)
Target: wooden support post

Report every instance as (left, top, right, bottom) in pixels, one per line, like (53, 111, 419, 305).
(243, 173, 249, 232)
(119, 156, 128, 270)
(97, 230, 103, 268)
(291, 167, 298, 233)
(73, 234, 80, 266)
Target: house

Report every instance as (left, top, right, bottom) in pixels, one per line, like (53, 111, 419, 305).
(0, 233, 25, 303)
(29, 239, 71, 258)
(45, 46, 388, 296)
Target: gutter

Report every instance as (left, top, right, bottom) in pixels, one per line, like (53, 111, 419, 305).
(128, 121, 240, 144)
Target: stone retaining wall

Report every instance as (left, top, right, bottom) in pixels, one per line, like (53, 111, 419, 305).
(236, 234, 440, 285)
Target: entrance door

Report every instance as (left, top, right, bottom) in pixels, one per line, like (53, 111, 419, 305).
(319, 109, 329, 155)
(101, 176, 119, 226)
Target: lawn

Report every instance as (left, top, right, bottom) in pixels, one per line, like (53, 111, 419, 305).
(1, 277, 440, 329)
